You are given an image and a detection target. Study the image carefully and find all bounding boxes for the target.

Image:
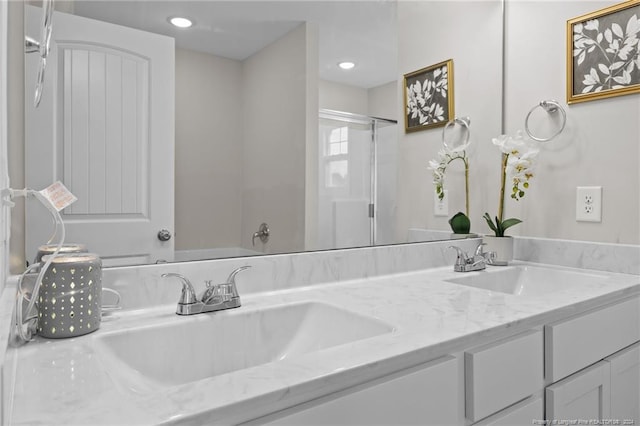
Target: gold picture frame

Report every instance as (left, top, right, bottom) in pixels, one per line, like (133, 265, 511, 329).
(403, 59, 454, 133)
(567, 0, 640, 104)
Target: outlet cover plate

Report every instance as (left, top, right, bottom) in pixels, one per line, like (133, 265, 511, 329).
(576, 186, 602, 222)
(434, 190, 448, 217)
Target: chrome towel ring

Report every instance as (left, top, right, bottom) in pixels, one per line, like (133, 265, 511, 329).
(524, 100, 566, 142)
(442, 116, 471, 151)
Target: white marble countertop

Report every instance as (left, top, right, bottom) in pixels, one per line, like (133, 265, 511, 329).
(7, 261, 640, 425)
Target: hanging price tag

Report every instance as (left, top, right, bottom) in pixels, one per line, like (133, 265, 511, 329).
(39, 181, 77, 212)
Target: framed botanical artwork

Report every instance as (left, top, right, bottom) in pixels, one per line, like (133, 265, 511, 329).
(404, 59, 454, 133)
(567, 0, 640, 104)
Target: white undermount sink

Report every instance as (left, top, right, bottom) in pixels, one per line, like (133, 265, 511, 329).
(95, 301, 394, 386)
(445, 265, 609, 296)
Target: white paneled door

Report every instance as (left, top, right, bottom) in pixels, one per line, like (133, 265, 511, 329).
(26, 6, 175, 265)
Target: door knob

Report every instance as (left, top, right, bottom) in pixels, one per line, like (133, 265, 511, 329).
(157, 229, 172, 241)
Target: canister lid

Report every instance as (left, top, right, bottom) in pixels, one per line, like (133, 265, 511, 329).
(37, 243, 88, 254)
(36, 243, 89, 263)
(41, 252, 101, 264)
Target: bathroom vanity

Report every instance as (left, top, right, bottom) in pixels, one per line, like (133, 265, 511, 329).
(1, 238, 639, 425)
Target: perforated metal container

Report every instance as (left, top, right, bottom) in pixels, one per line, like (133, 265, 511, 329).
(37, 253, 102, 339)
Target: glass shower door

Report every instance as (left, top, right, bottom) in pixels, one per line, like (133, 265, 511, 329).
(317, 110, 397, 250)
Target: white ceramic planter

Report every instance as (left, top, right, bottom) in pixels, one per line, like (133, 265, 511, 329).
(482, 236, 513, 266)
(449, 233, 479, 240)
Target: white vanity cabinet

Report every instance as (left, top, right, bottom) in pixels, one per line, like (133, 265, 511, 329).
(545, 297, 640, 423)
(260, 356, 460, 426)
(251, 297, 638, 426)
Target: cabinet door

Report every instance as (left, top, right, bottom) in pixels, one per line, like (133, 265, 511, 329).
(261, 356, 459, 426)
(546, 361, 610, 420)
(606, 342, 640, 422)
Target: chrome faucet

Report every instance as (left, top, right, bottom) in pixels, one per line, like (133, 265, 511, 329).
(162, 266, 251, 315)
(449, 244, 496, 272)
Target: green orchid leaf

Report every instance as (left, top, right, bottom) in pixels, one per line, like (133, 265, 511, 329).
(449, 212, 471, 234)
(495, 216, 504, 237)
(483, 213, 497, 234)
(501, 218, 523, 234)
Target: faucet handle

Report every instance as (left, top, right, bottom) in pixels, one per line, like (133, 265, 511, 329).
(162, 273, 198, 304)
(226, 265, 251, 284)
(474, 242, 488, 257)
(474, 243, 497, 264)
(448, 246, 469, 265)
(224, 265, 251, 299)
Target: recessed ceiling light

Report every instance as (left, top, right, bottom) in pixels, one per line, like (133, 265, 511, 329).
(169, 17, 193, 28)
(338, 61, 356, 70)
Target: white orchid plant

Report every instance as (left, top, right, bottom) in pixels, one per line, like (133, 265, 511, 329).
(428, 144, 470, 231)
(484, 131, 540, 237)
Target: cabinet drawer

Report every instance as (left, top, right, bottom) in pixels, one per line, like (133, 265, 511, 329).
(465, 330, 543, 422)
(473, 396, 543, 426)
(545, 297, 640, 382)
(262, 356, 460, 426)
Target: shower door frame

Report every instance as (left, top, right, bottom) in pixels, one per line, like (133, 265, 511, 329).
(319, 109, 397, 247)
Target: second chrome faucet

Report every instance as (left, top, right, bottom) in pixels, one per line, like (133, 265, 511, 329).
(449, 243, 496, 272)
(162, 266, 251, 315)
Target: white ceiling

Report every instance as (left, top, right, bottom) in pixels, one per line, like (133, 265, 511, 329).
(70, 1, 398, 89)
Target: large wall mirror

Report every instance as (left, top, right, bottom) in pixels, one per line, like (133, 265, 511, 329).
(22, 0, 504, 267)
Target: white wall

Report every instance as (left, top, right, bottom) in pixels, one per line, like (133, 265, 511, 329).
(319, 79, 368, 114)
(503, 0, 640, 244)
(319, 80, 397, 121)
(174, 48, 243, 250)
(396, 1, 504, 241)
(369, 81, 397, 120)
(242, 23, 316, 253)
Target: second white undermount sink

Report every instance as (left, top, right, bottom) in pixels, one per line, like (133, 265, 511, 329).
(95, 301, 394, 386)
(445, 265, 609, 296)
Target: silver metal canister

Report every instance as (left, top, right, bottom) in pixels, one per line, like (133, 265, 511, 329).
(37, 253, 102, 339)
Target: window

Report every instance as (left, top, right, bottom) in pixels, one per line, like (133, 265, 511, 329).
(326, 127, 349, 188)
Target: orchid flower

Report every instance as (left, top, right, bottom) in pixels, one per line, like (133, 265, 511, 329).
(484, 130, 540, 236)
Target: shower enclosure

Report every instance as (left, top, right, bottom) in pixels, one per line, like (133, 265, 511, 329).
(317, 109, 397, 250)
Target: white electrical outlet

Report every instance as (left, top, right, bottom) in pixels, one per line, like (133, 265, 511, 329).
(434, 190, 449, 217)
(576, 186, 602, 222)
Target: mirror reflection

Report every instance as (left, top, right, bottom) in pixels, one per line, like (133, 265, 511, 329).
(22, 1, 504, 267)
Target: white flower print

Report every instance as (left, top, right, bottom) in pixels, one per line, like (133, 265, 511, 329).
(573, 10, 640, 94)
